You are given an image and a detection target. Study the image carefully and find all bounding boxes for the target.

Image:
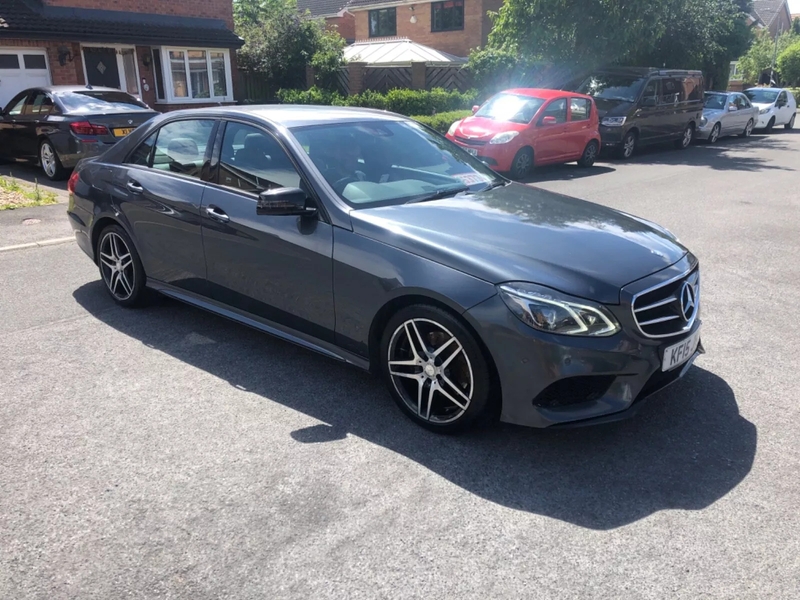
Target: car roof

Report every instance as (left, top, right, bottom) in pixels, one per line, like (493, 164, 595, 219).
(159, 104, 408, 128)
(585, 67, 703, 77)
(501, 88, 593, 100)
(745, 87, 788, 92)
(22, 85, 134, 94)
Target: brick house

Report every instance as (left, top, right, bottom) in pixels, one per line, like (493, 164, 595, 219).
(302, 0, 502, 58)
(751, 0, 793, 38)
(0, 0, 242, 111)
(298, 0, 357, 43)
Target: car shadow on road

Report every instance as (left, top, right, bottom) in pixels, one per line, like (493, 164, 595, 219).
(73, 282, 757, 531)
(605, 133, 795, 172)
(518, 164, 616, 184)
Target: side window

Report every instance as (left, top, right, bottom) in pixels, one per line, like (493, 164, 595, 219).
(642, 79, 660, 104)
(218, 121, 301, 194)
(151, 119, 215, 178)
(127, 131, 157, 166)
(569, 97, 591, 121)
(5, 93, 29, 116)
(28, 92, 54, 116)
(541, 99, 567, 124)
(778, 91, 787, 105)
(660, 78, 684, 104)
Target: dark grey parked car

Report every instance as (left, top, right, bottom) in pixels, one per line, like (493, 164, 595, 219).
(67, 106, 704, 433)
(0, 85, 157, 180)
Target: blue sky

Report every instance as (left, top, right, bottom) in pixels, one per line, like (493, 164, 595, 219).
(789, 0, 799, 14)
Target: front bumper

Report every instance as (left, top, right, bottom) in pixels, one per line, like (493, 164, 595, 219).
(755, 112, 775, 128)
(598, 125, 625, 147)
(465, 257, 703, 429)
(695, 122, 715, 140)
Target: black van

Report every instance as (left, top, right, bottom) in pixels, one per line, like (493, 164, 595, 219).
(563, 67, 705, 158)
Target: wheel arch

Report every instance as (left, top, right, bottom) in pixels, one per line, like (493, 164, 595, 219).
(90, 215, 137, 264)
(368, 292, 503, 416)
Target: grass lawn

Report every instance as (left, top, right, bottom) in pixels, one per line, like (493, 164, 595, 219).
(0, 174, 59, 211)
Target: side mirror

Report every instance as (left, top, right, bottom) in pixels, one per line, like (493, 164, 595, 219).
(471, 105, 479, 114)
(540, 115, 557, 126)
(728, 104, 738, 111)
(256, 187, 316, 216)
(641, 97, 657, 107)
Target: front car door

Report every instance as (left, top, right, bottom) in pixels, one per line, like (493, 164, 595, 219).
(111, 117, 216, 293)
(200, 120, 335, 340)
(659, 77, 685, 140)
(775, 91, 792, 125)
(0, 91, 31, 159)
(534, 98, 568, 164)
(635, 77, 662, 143)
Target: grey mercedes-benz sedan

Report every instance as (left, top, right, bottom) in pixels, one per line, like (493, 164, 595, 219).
(67, 106, 703, 433)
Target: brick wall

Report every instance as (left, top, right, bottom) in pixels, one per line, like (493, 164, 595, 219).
(0, 39, 85, 85)
(353, 0, 494, 57)
(326, 14, 356, 42)
(42, 0, 235, 28)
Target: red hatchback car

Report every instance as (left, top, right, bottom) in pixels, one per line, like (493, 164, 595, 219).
(446, 88, 602, 179)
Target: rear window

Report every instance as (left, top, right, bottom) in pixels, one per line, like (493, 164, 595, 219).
(55, 91, 150, 113)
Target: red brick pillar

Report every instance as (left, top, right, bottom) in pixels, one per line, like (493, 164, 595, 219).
(347, 62, 366, 96)
(306, 65, 316, 89)
(411, 61, 426, 90)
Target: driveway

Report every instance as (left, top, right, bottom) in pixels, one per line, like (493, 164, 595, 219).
(1, 131, 799, 599)
(0, 161, 68, 197)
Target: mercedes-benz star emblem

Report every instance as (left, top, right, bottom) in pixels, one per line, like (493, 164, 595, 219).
(127, 119, 133, 125)
(680, 282, 697, 322)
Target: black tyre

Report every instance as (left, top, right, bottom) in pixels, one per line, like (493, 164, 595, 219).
(785, 114, 795, 130)
(618, 130, 637, 159)
(765, 117, 775, 133)
(39, 139, 67, 181)
(509, 147, 533, 179)
(708, 123, 721, 144)
(577, 140, 599, 167)
(96, 224, 147, 307)
(740, 119, 754, 138)
(380, 305, 494, 433)
(675, 123, 694, 149)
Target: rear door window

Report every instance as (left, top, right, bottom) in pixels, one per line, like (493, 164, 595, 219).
(684, 77, 702, 101)
(569, 97, 591, 121)
(660, 78, 684, 104)
(151, 119, 215, 178)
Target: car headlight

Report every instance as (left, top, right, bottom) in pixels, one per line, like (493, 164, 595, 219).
(601, 116, 626, 127)
(759, 107, 771, 114)
(700, 116, 708, 126)
(489, 131, 520, 145)
(447, 121, 460, 137)
(499, 283, 620, 337)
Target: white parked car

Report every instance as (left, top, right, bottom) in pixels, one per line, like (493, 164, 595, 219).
(744, 87, 796, 132)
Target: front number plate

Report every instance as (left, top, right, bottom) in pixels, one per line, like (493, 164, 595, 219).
(113, 127, 135, 137)
(465, 147, 478, 156)
(662, 328, 701, 372)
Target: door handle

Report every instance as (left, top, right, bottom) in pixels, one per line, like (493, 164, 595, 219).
(205, 205, 230, 223)
(126, 180, 143, 193)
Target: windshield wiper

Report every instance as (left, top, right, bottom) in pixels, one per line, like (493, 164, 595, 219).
(406, 185, 470, 204)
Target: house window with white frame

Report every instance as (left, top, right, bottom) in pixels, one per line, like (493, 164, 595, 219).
(155, 47, 233, 103)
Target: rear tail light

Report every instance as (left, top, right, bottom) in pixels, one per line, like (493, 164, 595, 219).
(70, 121, 109, 136)
(67, 170, 80, 193)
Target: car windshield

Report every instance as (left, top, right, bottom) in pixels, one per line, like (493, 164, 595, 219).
(474, 93, 545, 123)
(744, 89, 779, 104)
(55, 91, 150, 113)
(704, 93, 727, 109)
(292, 120, 505, 208)
(572, 73, 647, 102)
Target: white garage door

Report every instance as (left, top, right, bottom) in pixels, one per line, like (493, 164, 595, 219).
(0, 48, 52, 110)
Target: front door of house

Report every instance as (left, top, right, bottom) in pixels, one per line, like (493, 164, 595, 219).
(83, 47, 121, 89)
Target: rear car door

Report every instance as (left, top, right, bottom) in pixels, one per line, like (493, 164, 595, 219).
(199, 120, 335, 340)
(534, 98, 568, 163)
(565, 97, 593, 158)
(112, 118, 216, 294)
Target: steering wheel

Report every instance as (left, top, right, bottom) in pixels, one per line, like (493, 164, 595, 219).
(333, 176, 358, 194)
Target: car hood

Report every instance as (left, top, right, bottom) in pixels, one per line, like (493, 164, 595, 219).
(349, 184, 688, 304)
(452, 116, 526, 142)
(702, 108, 724, 119)
(750, 102, 773, 110)
(593, 97, 635, 118)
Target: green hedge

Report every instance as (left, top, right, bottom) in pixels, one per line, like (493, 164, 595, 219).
(412, 110, 472, 133)
(276, 86, 479, 116)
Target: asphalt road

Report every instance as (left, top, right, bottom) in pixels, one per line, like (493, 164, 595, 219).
(2, 131, 799, 599)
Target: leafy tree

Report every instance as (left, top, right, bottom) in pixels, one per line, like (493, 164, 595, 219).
(738, 29, 798, 84)
(777, 39, 800, 86)
(793, 17, 800, 36)
(234, 0, 345, 90)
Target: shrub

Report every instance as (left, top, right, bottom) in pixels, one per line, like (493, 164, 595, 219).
(412, 110, 472, 133)
(275, 87, 479, 116)
(777, 40, 800, 87)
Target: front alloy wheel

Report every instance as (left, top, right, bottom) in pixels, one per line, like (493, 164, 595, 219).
(619, 131, 636, 159)
(382, 306, 493, 432)
(509, 148, 533, 179)
(708, 123, 721, 144)
(98, 225, 146, 307)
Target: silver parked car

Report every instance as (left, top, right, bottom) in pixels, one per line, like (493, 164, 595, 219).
(696, 92, 758, 143)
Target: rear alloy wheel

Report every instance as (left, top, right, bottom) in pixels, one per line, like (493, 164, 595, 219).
(675, 124, 694, 149)
(577, 140, 599, 167)
(381, 306, 493, 433)
(740, 119, 754, 138)
(39, 139, 66, 181)
(765, 117, 775, 133)
(618, 131, 637, 159)
(786, 114, 796, 130)
(708, 123, 721, 144)
(509, 147, 533, 180)
(97, 225, 147, 307)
